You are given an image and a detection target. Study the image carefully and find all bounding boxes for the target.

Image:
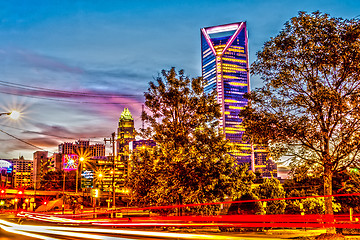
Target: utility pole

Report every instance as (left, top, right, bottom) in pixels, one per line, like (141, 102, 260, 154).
(142, 104, 144, 130)
(104, 132, 116, 213)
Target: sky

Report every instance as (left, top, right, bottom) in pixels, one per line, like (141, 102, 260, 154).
(0, 0, 359, 164)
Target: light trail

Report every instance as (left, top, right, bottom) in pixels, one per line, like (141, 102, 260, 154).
(0, 219, 248, 240)
(0, 220, 59, 240)
(18, 211, 360, 230)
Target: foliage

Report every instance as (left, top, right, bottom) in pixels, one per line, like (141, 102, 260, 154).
(333, 170, 360, 213)
(285, 191, 341, 215)
(283, 168, 323, 197)
(253, 178, 286, 214)
(228, 191, 263, 215)
(127, 68, 254, 215)
(240, 11, 360, 219)
(40, 170, 78, 191)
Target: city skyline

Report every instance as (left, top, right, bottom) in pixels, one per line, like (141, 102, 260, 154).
(0, 0, 359, 161)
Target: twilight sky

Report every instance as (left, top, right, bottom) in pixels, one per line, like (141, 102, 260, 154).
(0, 0, 359, 160)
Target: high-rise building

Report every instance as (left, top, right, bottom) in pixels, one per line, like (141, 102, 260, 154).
(117, 108, 135, 154)
(0, 159, 13, 187)
(90, 144, 106, 157)
(201, 22, 278, 177)
(201, 22, 251, 164)
(116, 108, 135, 189)
(58, 142, 74, 155)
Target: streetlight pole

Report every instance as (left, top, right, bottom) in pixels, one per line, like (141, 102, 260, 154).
(76, 157, 84, 194)
(62, 170, 66, 214)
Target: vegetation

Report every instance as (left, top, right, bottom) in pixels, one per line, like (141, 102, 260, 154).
(127, 68, 254, 215)
(254, 178, 286, 214)
(240, 11, 360, 232)
(40, 170, 78, 191)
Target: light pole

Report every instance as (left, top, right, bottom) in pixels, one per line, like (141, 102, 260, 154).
(62, 170, 66, 214)
(76, 157, 85, 194)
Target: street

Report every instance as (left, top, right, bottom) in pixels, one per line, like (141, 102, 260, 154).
(0, 215, 331, 240)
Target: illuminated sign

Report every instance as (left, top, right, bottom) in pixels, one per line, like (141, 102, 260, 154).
(0, 160, 12, 173)
(81, 170, 94, 179)
(62, 154, 79, 171)
(0, 160, 11, 169)
(81, 170, 94, 188)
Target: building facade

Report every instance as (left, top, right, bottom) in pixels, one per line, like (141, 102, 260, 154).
(11, 158, 33, 188)
(0, 160, 13, 187)
(201, 22, 251, 164)
(33, 151, 49, 189)
(116, 108, 135, 189)
(201, 22, 277, 177)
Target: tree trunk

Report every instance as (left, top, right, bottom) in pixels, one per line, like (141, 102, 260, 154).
(324, 164, 335, 233)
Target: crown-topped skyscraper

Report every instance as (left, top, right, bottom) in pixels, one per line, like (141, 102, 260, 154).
(117, 108, 135, 154)
(201, 22, 251, 165)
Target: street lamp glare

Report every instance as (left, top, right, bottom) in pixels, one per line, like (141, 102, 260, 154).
(9, 111, 20, 120)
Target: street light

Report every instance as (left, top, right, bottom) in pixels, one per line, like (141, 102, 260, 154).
(0, 111, 20, 120)
(76, 156, 85, 194)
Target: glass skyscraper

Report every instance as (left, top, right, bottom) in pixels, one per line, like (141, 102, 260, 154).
(201, 22, 251, 165)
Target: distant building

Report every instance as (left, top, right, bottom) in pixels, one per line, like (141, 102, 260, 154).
(58, 140, 105, 160)
(88, 156, 126, 193)
(129, 140, 156, 151)
(116, 108, 135, 190)
(90, 143, 106, 157)
(11, 157, 33, 188)
(253, 146, 277, 178)
(201, 22, 277, 176)
(117, 108, 135, 154)
(201, 22, 251, 164)
(33, 151, 49, 189)
(48, 153, 62, 172)
(58, 142, 74, 155)
(0, 159, 13, 187)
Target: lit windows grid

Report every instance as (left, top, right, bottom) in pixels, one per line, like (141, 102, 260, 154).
(201, 23, 251, 161)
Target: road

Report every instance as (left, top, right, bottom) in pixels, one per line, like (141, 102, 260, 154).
(0, 217, 329, 240)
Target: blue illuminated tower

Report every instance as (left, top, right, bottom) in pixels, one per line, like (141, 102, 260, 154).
(201, 22, 252, 166)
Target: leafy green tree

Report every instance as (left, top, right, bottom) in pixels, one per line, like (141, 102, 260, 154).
(253, 178, 286, 214)
(228, 191, 263, 215)
(333, 170, 360, 213)
(40, 170, 77, 191)
(240, 11, 360, 230)
(127, 68, 254, 215)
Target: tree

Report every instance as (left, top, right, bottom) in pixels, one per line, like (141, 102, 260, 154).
(333, 170, 360, 213)
(240, 11, 360, 231)
(127, 68, 254, 215)
(40, 170, 77, 191)
(253, 178, 286, 215)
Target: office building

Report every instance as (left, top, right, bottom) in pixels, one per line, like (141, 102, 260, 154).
(201, 22, 251, 164)
(11, 157, 33, 188)
(116, 108, 135, 189)
(201, 22, 277, 176)
(0, 159, 13, 187)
